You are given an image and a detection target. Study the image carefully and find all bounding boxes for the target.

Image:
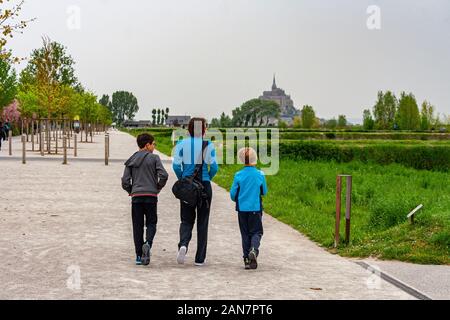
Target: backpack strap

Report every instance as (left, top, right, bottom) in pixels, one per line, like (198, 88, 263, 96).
(190, 140, 208, 183)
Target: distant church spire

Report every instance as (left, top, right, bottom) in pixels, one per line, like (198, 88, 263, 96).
(272, 74, 277, 90)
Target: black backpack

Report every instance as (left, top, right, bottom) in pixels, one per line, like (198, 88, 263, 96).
(172, 141, 209, 208)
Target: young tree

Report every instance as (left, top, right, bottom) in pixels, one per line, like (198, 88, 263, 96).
(0, 58, 17, 111)
(363, 109, 375, 130)
(1, 99, 20, 122)
(20, 37, 81, 90)
(373, 91, 397, 130)
(157, 109, 161, 126)
(301, 105, 315, 129)
(293, 116, 302, 128)
(396, 92, 420, 130)
(420, 100, 435, 131)
(337, 115, 347, 128)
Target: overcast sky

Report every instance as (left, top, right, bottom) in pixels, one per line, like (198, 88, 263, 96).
(10, 0, 450, 122)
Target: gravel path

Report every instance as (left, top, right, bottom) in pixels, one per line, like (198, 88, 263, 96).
(0, 130, 415, 299)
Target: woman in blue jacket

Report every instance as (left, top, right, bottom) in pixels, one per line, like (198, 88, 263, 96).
(173, 118, 218, 266)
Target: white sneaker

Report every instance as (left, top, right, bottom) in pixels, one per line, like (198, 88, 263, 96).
(177, 246, 187, 265)
(194, 262, 205, 267)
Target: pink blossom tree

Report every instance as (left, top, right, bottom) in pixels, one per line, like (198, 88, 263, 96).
(1, 99, 21, 123)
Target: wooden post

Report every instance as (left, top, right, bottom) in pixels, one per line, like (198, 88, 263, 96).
(55, 124, 59, 154)
(74, 134, 78, 157)
(335, 175, 342, 248)
(63, 134, 67, 165)
(105, 133, 109, 166)
(22, 134, 26, 164)
(345, 176, 352, 244)
(8, 130, 12, 156)
(31, 120, 35, 151)
(47, 119, 51, 154)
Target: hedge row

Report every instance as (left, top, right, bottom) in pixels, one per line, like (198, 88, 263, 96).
(281, 132, 450, 141)
(279, 142, 450, 171)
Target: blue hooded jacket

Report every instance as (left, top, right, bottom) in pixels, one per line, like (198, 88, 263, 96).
(230, 166, 268, 213)
(172, 137, 219, 181)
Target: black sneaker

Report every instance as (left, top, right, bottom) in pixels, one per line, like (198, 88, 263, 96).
(142, 243, 151, 266)
(248, 249, 258, 270)
(244, 258, 251, 270)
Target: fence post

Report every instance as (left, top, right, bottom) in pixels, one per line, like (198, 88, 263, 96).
(22, 134, 26, 164)
(335, 175, 353, 247)
(74, 134, 78, 157)
(55, 128, 58, 154)
(335, 176, 342, 248)
(345, 176, 352, 244)
(63, 134, 68, 165)
(8, 130, 12, 156)
(105, 133, 109, 166)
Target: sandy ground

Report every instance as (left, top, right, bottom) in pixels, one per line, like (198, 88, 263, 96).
(0, 130, 416, 299)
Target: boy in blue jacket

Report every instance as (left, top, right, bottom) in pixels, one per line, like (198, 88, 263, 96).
(230, 147, 268, 270)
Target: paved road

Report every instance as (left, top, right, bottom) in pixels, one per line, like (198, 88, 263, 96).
(360, 259, 449, 300)
(0, 130, 416, 299)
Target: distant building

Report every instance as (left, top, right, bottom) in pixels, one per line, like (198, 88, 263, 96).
(259, 76, 300, 120)
(166, 116, 191, 128)
(123, 120, 153, 128)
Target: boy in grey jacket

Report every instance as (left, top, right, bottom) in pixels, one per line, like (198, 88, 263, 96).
(122, 133, 169, 265)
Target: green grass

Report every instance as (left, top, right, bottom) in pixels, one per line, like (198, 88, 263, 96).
(214, 160, 450, 265)
(123, 128, 450, 264)
(122, 128, 174, 156)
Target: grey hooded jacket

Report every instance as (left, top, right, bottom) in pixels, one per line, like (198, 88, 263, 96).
(121, 151, 169, 196)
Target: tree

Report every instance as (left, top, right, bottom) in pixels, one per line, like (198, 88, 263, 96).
(396, 92, 420, 130)
(110, 91, 139, 126)
(165, 107, 170, 122)
(301, 105, 315, 129)
(0, 0, 35, 63)
(1, 99, 20, 122)
(278, 120, 288, 129)
(293, 116, 302, 128)
(231, 99, 280, 127)
(210, 118, 220, 128)
(20, 37, 81, 90)
(420, 100, 435, 131)
(363, 109, 375, 130)
(157, 109, 161, 126)
(17, 86, 41, 119)
(99, 94, 110, 108)
(373, 91, 397, 130)
(0, 58, 17, 111)
(152, 109, 156, 125)
(337, 115, 347, 128)
(219, 112, 232, 127)
(325, 118, 337, 129)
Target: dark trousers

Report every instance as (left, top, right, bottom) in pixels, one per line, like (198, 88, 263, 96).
(132, 203, 158, 257)
(238, 212, 264, 259)
(178, 181, 213, 264)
